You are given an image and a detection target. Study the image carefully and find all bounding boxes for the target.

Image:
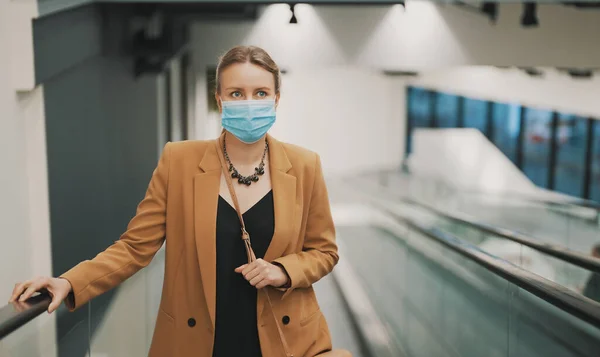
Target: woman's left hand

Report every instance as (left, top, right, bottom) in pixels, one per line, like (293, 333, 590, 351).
(235, 259, 289, 289)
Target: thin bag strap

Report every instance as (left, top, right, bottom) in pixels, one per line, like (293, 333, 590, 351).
(215, 136, 294, 357)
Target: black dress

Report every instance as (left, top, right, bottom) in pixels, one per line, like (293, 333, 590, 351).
(212, 190, 274, 357)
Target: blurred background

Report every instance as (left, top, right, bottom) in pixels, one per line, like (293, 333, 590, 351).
(2, 1, 600, 357)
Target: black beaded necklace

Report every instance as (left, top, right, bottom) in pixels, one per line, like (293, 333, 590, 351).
(223, 136, 268, 186)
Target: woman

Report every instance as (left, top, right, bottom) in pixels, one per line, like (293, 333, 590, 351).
(10, 46, 345, 357)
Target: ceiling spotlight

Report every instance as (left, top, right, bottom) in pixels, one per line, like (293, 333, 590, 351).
(455, 1, 497, 23)
(521, 3, 539, 28)
(519, 67, 544, 77)
(481, 2, 498, 23)
(559, 68, 595, 79)
(289, 3, 298, 24)
(568, 69, 593, 79)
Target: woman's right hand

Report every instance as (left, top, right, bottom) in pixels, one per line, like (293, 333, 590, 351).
(9, 277, 72, 313)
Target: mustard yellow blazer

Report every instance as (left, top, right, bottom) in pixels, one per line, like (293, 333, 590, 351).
(60, 133, 339, 357)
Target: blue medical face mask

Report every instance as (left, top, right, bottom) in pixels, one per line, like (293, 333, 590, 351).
(221, 99, 277, 144)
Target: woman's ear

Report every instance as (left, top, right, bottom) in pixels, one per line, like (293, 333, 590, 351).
(215, 93, 223, 113)
(275, 93, 281, 109)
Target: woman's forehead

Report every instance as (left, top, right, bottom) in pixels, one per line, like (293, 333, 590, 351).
(220, 62, 275, 89)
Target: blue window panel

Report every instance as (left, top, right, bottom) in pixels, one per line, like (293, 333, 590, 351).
(464, 98, 487, 133)
(492, 103, 521, 165)
(406, 87, 433, 154)
(590, 121, 600, 202)
(409, 87, 433, 129)
(435, 92, 459, 128)
(554, 114, 588, 197)
(522, 108, 553, 188)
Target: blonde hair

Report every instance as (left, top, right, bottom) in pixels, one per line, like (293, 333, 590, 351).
(215, 45, 281, 94)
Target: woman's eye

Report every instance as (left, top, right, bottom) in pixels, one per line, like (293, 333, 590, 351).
(257, 91, 267, 98)
(231, 91, 242, 98)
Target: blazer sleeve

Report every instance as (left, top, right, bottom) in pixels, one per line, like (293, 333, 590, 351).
(60, 142, 171, 311)
(273, 153, 339, 298)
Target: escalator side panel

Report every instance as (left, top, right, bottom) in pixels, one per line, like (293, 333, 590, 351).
(337, 225, 600, 357)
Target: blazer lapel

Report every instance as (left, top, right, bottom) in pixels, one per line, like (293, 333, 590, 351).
(264, 139, 296, 262)
(261, 134, 297, 318)
(194, 140, 222, 331)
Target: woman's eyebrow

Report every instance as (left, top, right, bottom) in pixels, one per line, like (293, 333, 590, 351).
(223, 86, 271, 92)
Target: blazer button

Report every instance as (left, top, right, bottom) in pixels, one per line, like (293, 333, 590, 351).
(282, 315, 290, 325)
(188, 318, 196, 327)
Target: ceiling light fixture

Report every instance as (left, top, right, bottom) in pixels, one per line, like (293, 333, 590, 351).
(521, 2, 539, 27)
(289, 3, 298, 24)
(567, 69, 593, 79)
(481, 2, 498, 23)
(454, 1, 497, 23)
(519, 67, 544, 77)
(557, 67, 595, 79)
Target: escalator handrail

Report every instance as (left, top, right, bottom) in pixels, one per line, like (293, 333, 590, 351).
(471, 191, 600, 211)
(400, 170, 600, 214)
(0, 293, 51, 340)
(373, 203, 600, 329)
(402, 196, 600, 274)
(465, 190, 600, 212)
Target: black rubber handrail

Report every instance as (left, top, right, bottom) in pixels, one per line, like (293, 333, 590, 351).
(401, 196, 600, 274)
(0, 293, 51, 340)
(463, 189, 600, 212)
(372, 203, 600, 329)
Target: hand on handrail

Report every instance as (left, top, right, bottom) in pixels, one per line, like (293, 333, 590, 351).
(11, 299, 36, 313)
(9, 277, 72, 313)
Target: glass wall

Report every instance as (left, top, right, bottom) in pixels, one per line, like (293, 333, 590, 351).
(522, 108, 553, 188)
(406, 87, 434, 154)
(406, 86, 599, 202)
(554, 114, 588, 197)
(409, 87, 433, 128)
(435, 92, 459, 128)
(463, 98, 488, 134)
(492, 103, 521, 165)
